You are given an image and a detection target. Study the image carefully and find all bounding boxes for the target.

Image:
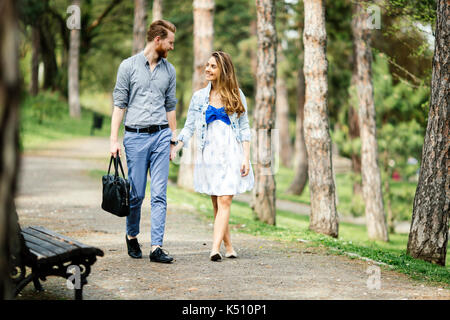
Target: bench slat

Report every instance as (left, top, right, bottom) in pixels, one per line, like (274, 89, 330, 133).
(22, 228, 79, 252)
(22, 232, 74, 257)
(29, 226, 92, 249)
(22, 234, 77, 265)
(26, 226, 104, 257)
(23, 241, 61, 265)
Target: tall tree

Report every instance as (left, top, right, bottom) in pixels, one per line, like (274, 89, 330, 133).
(348, 61, 361, 194)
(68, 0, 81, 118)
(303, 0, 338, 237)
(276, 43, 292, 168)
(177, 0, 215, 190)
(133, 0, 148, 55)
(407, 0, 449, 266)
(352, 0, 388, 241)
(288, 57, 308, 195)
(153, 0, 163, 21)
(252, 0, 277, 225)
(30, 24, 40, 96)
(0, 0, 21, 299)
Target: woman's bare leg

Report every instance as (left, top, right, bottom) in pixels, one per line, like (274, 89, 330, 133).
(211, 195, 233, 253)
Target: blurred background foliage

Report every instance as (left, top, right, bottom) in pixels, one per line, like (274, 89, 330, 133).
(17, 0, 437, 222)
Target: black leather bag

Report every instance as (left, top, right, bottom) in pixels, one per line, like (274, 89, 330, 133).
(101, 155, 130, 217)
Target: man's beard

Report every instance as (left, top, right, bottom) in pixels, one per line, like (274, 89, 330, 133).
(156, 45, 168, 58)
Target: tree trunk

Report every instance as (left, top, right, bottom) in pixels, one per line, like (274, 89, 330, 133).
(152, 0, 163, 21)
(276, 44, 292, 168)
(250, 18, 258, 81)
(288, 60, 308, 195)
(348, 72, 362, 194)
(192, 0, 214, 91)
(252, 0, 277, 225)
(30, 25, 40, 96)
(177, 0, 215, 191)
(352, 0, 388, 241)
(40, 17, 58, 91)
(68, 0, 81, 118)
(303, 0, 338, 237)
(133, 0, 148, 55)
(407, 0, 449, 266)
(0, 0, 21, 299)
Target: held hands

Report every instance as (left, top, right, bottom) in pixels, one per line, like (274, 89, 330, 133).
(170, 141, 183, 161)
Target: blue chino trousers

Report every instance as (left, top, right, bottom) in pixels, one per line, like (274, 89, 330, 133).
(123, 127, 172, 246)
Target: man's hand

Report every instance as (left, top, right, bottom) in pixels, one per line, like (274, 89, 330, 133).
(110, 140, 121, 158)
(110, 106, 126, 158)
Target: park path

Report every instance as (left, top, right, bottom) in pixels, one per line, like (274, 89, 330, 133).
(14, 137, 450, 300)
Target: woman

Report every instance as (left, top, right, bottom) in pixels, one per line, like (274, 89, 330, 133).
(172, 51, 254, 261)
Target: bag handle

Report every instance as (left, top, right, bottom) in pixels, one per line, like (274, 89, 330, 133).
(108, 155, 126, 179)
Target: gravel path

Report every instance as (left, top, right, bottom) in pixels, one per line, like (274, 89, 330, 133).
(14, 137, 450, 300)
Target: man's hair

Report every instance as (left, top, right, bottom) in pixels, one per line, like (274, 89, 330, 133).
(147, 20, 176, 42)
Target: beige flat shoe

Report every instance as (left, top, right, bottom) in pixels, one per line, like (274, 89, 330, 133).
(225, 250, 237, 259)
(210, 251, 222, 261)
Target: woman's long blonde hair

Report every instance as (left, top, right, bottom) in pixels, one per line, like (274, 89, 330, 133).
(210, 51, 246, 118)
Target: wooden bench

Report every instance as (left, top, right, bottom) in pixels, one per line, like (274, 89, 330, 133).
(10, 225, 104, 300)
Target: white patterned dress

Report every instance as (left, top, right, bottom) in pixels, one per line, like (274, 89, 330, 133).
(194, 109, 255, 196)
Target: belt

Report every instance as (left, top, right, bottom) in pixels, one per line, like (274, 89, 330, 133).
(125, 124, 169, 133)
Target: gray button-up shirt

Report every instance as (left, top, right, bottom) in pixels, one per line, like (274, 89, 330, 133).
(113, 51, 177, 127)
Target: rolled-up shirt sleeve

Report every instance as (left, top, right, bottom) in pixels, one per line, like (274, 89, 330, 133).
(238, 89, 251, 142)
(113, 60, 130, 109)
(164, 67, 177, 112)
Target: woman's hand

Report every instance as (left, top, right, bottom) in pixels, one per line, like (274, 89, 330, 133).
(240, 158, 250, 177)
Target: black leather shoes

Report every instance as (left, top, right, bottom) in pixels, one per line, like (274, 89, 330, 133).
(150, 247, 173, 263)
(126, 235, 142, 259)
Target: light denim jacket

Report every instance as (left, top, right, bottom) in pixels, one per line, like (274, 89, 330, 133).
(177, 82, 251, 151)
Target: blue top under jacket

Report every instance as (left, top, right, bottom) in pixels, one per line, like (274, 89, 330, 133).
(205, 105, 231, 125)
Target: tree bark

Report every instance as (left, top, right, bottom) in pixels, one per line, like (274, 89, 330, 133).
(133, 0, 148, 55)
(348, 71, 362, 194)
(276, 44, 293, 168)
(407, 0, 449, 266)
(252, 0, 277, 225)
(250, 18, 258, 81)
(40, 16, 58, 91)
(68, 0, 81, 118)
(288, 60, 308, 195)
(177, 0, 215, 191)
(352, 0, 388, 241)
(152, 0, 163, 21)
(30, 25, 40, 96)
(303, 0, 338, 237)
(0, 0, 21, 299)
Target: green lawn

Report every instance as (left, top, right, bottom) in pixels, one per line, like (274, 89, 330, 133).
(275, 165, 417, 222)
(89, 164, 450, 287)
(165, 182, 450, 286)
(21, 90, 449, 287)
(20, 90, 115, 151)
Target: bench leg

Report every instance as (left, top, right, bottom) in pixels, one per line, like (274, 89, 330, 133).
(33, 277, 43, 292)
(75, 287, 83, 300)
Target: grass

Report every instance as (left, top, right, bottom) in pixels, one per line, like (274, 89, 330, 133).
(275, 165, 417, 221)
(166, 183, 450, 287)
(22, 90, 449, 287)
(20, 90, 115, 151)
(89, 165, 450, 288)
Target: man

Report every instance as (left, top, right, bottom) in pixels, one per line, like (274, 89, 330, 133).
(110, 20, 178, 263)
